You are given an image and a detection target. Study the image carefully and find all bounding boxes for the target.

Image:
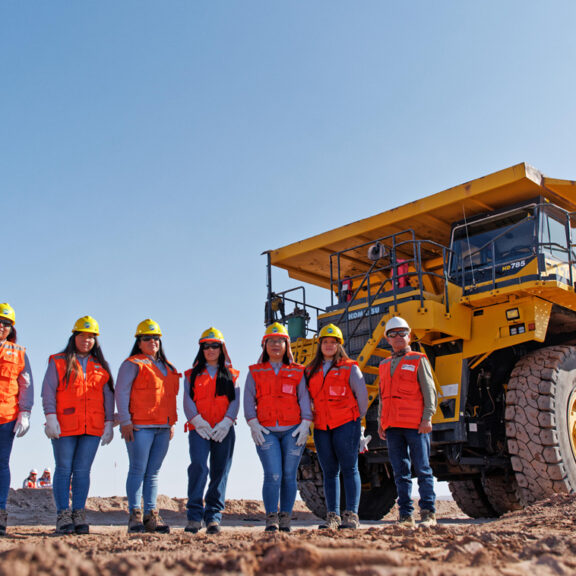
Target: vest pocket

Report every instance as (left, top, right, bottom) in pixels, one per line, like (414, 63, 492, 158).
(59, 408, 78, 434)
(328, 385, 348, 398)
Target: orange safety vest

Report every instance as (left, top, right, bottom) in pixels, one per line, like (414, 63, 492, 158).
(379, 352, 426, 430)
(128, 355, 180, 426)
(185, 366, 240, 428)
(249, 362, 304, 427)
(307, 359, 360, 430)
(0, 342, 26, 425)
(51, 354, 110, 437)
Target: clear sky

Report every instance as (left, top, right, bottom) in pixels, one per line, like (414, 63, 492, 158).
(2, 1, 576, 500)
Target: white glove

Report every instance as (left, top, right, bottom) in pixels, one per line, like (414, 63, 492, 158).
(191, 414, 213, 440)
(292, 420, 311, 446)
(14, 411, 30, 438)
(211, 418, 233, 443)
(101, 421, 114, 446)
(359, 426, 372, 454)
(45, 414, 61, 439)
(248, 419, 269, 446)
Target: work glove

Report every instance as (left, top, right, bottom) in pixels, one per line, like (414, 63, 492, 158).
(101, 421, 114, 446)
(248, 419, 269, 446)
(45, 414, 61, 439)
(359, 426, 372, 454)
(211, 418, 233, 443)
(191, 414, 213, 440)
(292, 420, 312, 446)
(14, 411, 31, 438)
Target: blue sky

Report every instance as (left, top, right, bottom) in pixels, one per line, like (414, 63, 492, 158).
(2, 1, 576, 500)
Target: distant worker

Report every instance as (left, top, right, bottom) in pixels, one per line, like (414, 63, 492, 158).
(378, 317, 438, 528)
(115, 319, 180, 534)
(183, 328, 240, 535)
(22, 469, 38, 489)
(0, 303, 34, 536)
(244, 322, 313, 533)
(42, 315, 115, 535)
(305, 324, 369, 530)
(38, 468, 52, 488)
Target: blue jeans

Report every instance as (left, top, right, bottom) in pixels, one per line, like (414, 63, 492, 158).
(314, 418, 361, 515)
(0, 419, 16, 510)
(255, 425, 305, 515)
(386, 427, 436, 516)
(51, 434, 101, 511)
(187, 428, 235, 524)
(125, 427, 170, 513)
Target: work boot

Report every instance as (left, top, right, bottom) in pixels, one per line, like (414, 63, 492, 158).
(128, 508, 145, 533)
(264, 513, 279, 533)
(184, 520, 202, 534)
(143, 509, 170, 534)
(0, 509, 7, 536)
(339, 511, 360, 530)
(318, 511, 341, 530)
(419, 510, 437, 528)
(206, 521, 221, 535)
(278, 511, 291, 533)
(56, 510, 75, 535)
(72, 509, 90, 535)
(397, 514, 416, 528)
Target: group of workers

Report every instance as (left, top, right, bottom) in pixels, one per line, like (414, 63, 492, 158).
(22, 468, 52, 489)
(0, 301, 437, 536)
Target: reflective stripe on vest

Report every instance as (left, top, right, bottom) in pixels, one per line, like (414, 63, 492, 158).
(0, 342, 26, 424)
(379, 352, 425, 430)
(307, 359, 360, 430)
(52, 354, 110, 437)
(249, 362, 304, 427)
(128, 355, 180, 426)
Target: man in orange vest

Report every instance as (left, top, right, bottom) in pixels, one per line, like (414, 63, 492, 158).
(378, 317, 437, 528)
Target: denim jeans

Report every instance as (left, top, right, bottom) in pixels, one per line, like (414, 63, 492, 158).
(255, 425, 305, 515)
(51, 434, 101, 511)
(386, 427, 436, 516)
(314, 418, 361, 515)
(0, 419, 16, 510)
(125, 427, 171, 513)
(187, 428, 235, 524)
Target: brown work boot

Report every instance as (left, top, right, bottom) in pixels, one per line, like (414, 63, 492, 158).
(72, 509, 90, 535)
(264, 513, 279, 533)
(278, 511, 292, 532)
(419, 510, 437, 528)
(397, 514, 416, 528)
(339, 510, 360, 530)
(184, 520, 202, 534)
(128, 508, 145, 533)
(0, 509, 7, 536)
(206, 521, 221, 535)
(56, 510, 75, 535)
(143, 509, 170, 534)
(318, 511, 341, 530)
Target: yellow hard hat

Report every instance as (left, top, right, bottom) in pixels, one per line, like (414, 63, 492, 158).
(263, 322, 289, 341)
(199, 327, 225, 344)
(319, 323, 344, 344)
(135, 319, 162, 337)
(72, 315, 100, 335)
(0, 303, 15, 325)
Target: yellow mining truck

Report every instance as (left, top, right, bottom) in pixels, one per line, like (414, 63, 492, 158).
(264, 162, 576, 519)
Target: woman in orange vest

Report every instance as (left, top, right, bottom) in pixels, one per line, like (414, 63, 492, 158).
(183, 327, 240, 535)
(244, 322, 313, 533)
(305, 323, 369, 530)
(115, 319, 180, 534)
(41, 315, 114, 535)
(0, 303, 34, 536)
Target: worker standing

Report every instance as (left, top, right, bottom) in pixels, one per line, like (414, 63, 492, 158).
(183, 328, 240, 535)
(244, 322, 313, 533)
(42, 315, 115, 534)
(305, 324, 369, 530)
(0, 303, 34, 536)
(115, 319, 180, 534)
(22, 469, 38, 488)
(378, 317, 438, 528)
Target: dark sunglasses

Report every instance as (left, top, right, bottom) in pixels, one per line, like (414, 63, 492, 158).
(140, 335, 160, 342)
(0, 319, 12, 328)
(203, 343, 221, 350)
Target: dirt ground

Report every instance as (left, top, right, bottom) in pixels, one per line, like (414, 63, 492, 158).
(1, 489, 575, 575)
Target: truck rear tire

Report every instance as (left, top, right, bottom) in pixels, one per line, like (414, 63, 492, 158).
(505, 345, 576, 504)
(481, 474, 523, 515)
(448, 479, 498, 518)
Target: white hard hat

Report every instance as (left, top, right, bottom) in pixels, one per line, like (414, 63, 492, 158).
(30, 468, 38, 474)
(44, 468, 51, 474)
(385, 317, 410, 335)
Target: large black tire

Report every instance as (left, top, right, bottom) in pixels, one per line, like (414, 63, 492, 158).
(482, 474, 523, 515)
(505, 345, 576, 504)
(448, 479, 498, 518)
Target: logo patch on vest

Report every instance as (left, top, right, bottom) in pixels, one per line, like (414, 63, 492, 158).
(401, 364, 416, 372)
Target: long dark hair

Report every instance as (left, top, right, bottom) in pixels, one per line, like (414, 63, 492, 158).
(188, 345, 236, 402)
(7, 325, 17, 343)
(305, 339, 350, 381)
(61, 333, 115, 391)
(261, 340, 291, 365)
(130, 337, 176, 372)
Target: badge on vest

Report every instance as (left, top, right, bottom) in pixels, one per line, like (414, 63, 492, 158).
(401, 364, 416, 372)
